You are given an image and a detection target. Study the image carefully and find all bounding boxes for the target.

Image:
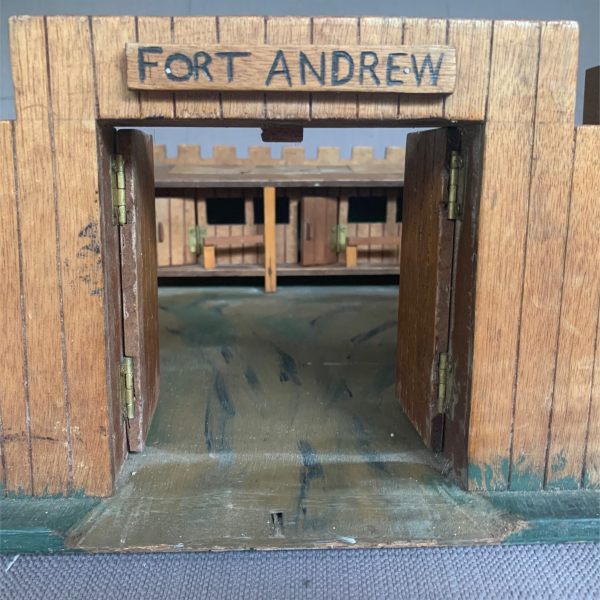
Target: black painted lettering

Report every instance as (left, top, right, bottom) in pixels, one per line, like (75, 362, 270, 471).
(138, 46, 163, 82)
(165, 53, 193, 82)
(386, 52, 407, 86)
(193, 51, 213, 81)
(299, 51, 325, 86)
(265, 50, 292, 87)
(215, 51, 252, 83)
(359, 51, 380, 85)
(411, 53, 445, 86)
(331, 50, 354, 86)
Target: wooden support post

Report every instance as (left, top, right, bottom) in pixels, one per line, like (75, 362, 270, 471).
(346, 246, 358, 268)
(263, 186, 277, 293)
(203, 246, 216, 269)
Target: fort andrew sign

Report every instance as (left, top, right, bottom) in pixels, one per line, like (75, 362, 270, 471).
(126, 44, 456, 94)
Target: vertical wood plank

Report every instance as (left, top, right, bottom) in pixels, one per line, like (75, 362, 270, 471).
(510, 21, 578, 491)
(169, 198, 185, 265)
(547, 126, 600, 490)
(243, 193, 257, 265)
(265, 17, 311, 120)
(172, 17, 220, 119)
(0, 121, 32, 493)
(137, 17, 174, 119)
(468, 21, 540, 491)
(264, 186, 277, 292)
(357, 17, 403, 120)
(10, 16, 70, 494)
(155, 197, 171, 267)
(220, 17, 265, 119)
(399, 19, 447, 120)
(91, 16, 140, 119)
(47, 16, 113, 495)
(286, 194, 299, 264)
(444, 20, 493, 122)
(585, 295, 600, 488)
(311, 18, 358, 120)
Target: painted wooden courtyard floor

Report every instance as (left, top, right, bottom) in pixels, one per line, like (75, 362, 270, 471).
(1, 286, 598, 553)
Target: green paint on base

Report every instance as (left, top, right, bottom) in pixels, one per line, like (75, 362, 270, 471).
(0, 497, 100, 554)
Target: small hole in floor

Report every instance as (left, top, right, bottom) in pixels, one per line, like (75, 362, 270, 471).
(270, 511, 284, 537)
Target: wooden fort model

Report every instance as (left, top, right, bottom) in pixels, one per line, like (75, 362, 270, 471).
(0, 15, 598, 552)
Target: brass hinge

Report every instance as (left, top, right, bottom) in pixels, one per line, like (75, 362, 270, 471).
(330, 224, 347, 253)
(188, 225, 207, 255)
(447, 150, 463, 221)
(437, 351, 453, 414)
(120, 356, 135, 419)
(111, 154, 126, 226)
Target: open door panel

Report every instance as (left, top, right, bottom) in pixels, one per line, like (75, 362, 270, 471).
(116, 129, 159, 452)
(396, 128, 456, 452)
(301, 196, 338, 266)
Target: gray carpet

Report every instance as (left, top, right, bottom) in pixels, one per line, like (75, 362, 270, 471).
(1, 544, 598, 599)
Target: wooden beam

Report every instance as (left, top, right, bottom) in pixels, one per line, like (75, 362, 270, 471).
(203, 245, 216, 269)
(263, 186, 277, 293)
(347, 236, 401, 246)
(345, 246, 358, 268)
(204, 235, 263, 246)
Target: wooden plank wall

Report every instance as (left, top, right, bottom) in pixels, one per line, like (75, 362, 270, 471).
(4, 15, 593, 495)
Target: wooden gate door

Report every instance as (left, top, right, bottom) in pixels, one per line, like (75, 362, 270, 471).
(396, 128, 456, 452)
(116, 130, 160, 452)
(300, 196, 338, 266)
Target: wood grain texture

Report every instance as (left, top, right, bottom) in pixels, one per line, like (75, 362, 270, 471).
(467, 21, 540, 491)
(219, 17, 265, 119)
(444, 19, 492, 122)
(510, 21, 578, 491)
(0, 121, 31, 494)
(91, 16, 140, 119)
(396, 128, 453, 449)
(137, 17, 174, 119)
(172, 17, 220, 119)
(399, 18, 446, 120)
(155, 197, 171, 266)
(265, 17, 311, 119)
(117, 130, 159, 453)
(311, 17, 358, 119)
(263, 186, 277, 292)
(10, 16, 70, 495)
(357, 17, 403, 120)
(168, 196, 196, 266)
(585, 286, 600, 488)
(47, 16, 113, 495)
(300, 196, 338, 266)
(97, 126, 127, 482)
(547, 126, 600, 490)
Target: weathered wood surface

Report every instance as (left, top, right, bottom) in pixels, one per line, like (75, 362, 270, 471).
(396, 128, 453, 450)
(67, 287, 527, 552)
(467, 21, 541, 491)
(117, 130, 160, 452)
(300, 196, 338, 266)
(546, 126, 600, 490)
(0, 122, 31, 494)
(510, 22, 578, 491)
(154, 144, 406, 188)
(127, 43, 456, 94)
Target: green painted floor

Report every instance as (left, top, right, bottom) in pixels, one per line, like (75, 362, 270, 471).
(1, 286, 598, 553)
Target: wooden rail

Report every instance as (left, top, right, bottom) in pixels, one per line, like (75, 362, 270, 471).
(345, 235, 402, 267)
